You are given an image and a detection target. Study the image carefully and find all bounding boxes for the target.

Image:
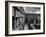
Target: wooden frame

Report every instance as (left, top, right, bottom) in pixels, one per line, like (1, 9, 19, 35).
(5, 1, 45, 36)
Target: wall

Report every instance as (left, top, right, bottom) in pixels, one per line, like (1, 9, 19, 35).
(0, 0, 46, 37)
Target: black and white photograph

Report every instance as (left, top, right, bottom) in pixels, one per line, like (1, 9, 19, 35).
(5, 1, 45, 36)
(12, 7, 41, 30)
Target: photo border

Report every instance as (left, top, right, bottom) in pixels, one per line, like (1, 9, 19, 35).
(5, 1, 45, 36)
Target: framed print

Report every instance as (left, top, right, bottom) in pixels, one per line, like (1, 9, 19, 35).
(5, 1, 45, 36)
